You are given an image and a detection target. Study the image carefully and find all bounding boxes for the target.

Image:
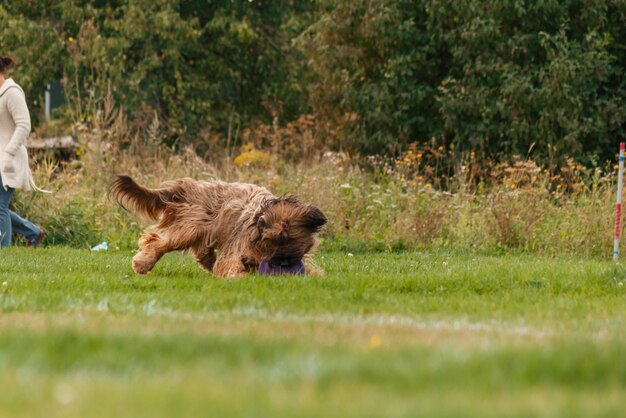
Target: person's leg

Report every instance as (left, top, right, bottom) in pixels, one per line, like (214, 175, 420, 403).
(0, 180, 15, 247)
(10, 210, 41, 245)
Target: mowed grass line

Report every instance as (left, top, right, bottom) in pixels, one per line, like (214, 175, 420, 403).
(0, 248, 625, 418)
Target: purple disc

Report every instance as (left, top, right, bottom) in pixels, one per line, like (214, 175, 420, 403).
(258, 259, 305, 275)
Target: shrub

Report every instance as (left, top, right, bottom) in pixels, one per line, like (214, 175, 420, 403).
(299, 0, 626, 161)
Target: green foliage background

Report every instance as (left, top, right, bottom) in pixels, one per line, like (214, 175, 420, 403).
(1, 0, 625, 161)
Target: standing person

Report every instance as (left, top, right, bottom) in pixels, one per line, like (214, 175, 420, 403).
(0, 54, 44, 248)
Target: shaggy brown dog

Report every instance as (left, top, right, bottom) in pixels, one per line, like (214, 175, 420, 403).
(108, 175, 327, 278)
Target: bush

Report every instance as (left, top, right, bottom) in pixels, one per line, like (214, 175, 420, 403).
(0, 1, 313, 148)
(301, 0, 626, 161)
(2, 1, 625, 162)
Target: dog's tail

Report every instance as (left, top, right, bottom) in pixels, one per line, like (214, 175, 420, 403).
(108, 175, 168, 220)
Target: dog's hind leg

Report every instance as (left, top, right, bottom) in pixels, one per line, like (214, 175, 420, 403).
(132, 231, 170, 275)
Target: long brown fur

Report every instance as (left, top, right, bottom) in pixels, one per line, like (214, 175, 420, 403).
(108, 175, 327, 278)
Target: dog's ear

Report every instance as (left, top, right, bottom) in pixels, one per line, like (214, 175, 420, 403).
(302, 205, 327, 232)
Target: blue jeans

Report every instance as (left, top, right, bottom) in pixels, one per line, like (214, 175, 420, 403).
(0, 177, 40, 247)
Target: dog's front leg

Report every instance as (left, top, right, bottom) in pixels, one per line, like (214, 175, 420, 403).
(192, 247, 217, 272)
(213, 251, 247, 278)
(213, 256, 247, 278)
(303, 257, 325, 276)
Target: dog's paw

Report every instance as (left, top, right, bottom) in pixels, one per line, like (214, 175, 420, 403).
(303, 258, 325, 276)
(132, 253, 154, 275)
(132, 261, 153, 275)
(213, 270, 246, 279)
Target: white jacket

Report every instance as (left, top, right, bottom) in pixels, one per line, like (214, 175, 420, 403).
(0, 78, 34, 191)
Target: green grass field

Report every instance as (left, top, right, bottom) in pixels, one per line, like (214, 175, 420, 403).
(0, 248, 625, 417)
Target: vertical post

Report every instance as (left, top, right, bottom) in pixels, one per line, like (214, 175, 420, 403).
(44, 83, 51, 122)
(614, 142, 625, 261)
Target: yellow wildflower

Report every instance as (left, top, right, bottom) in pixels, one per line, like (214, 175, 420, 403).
(369, 334, 382, 348)
(233, 149, 270, 167)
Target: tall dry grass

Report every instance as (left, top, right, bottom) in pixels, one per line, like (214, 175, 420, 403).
(11, 97, 620, 258)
